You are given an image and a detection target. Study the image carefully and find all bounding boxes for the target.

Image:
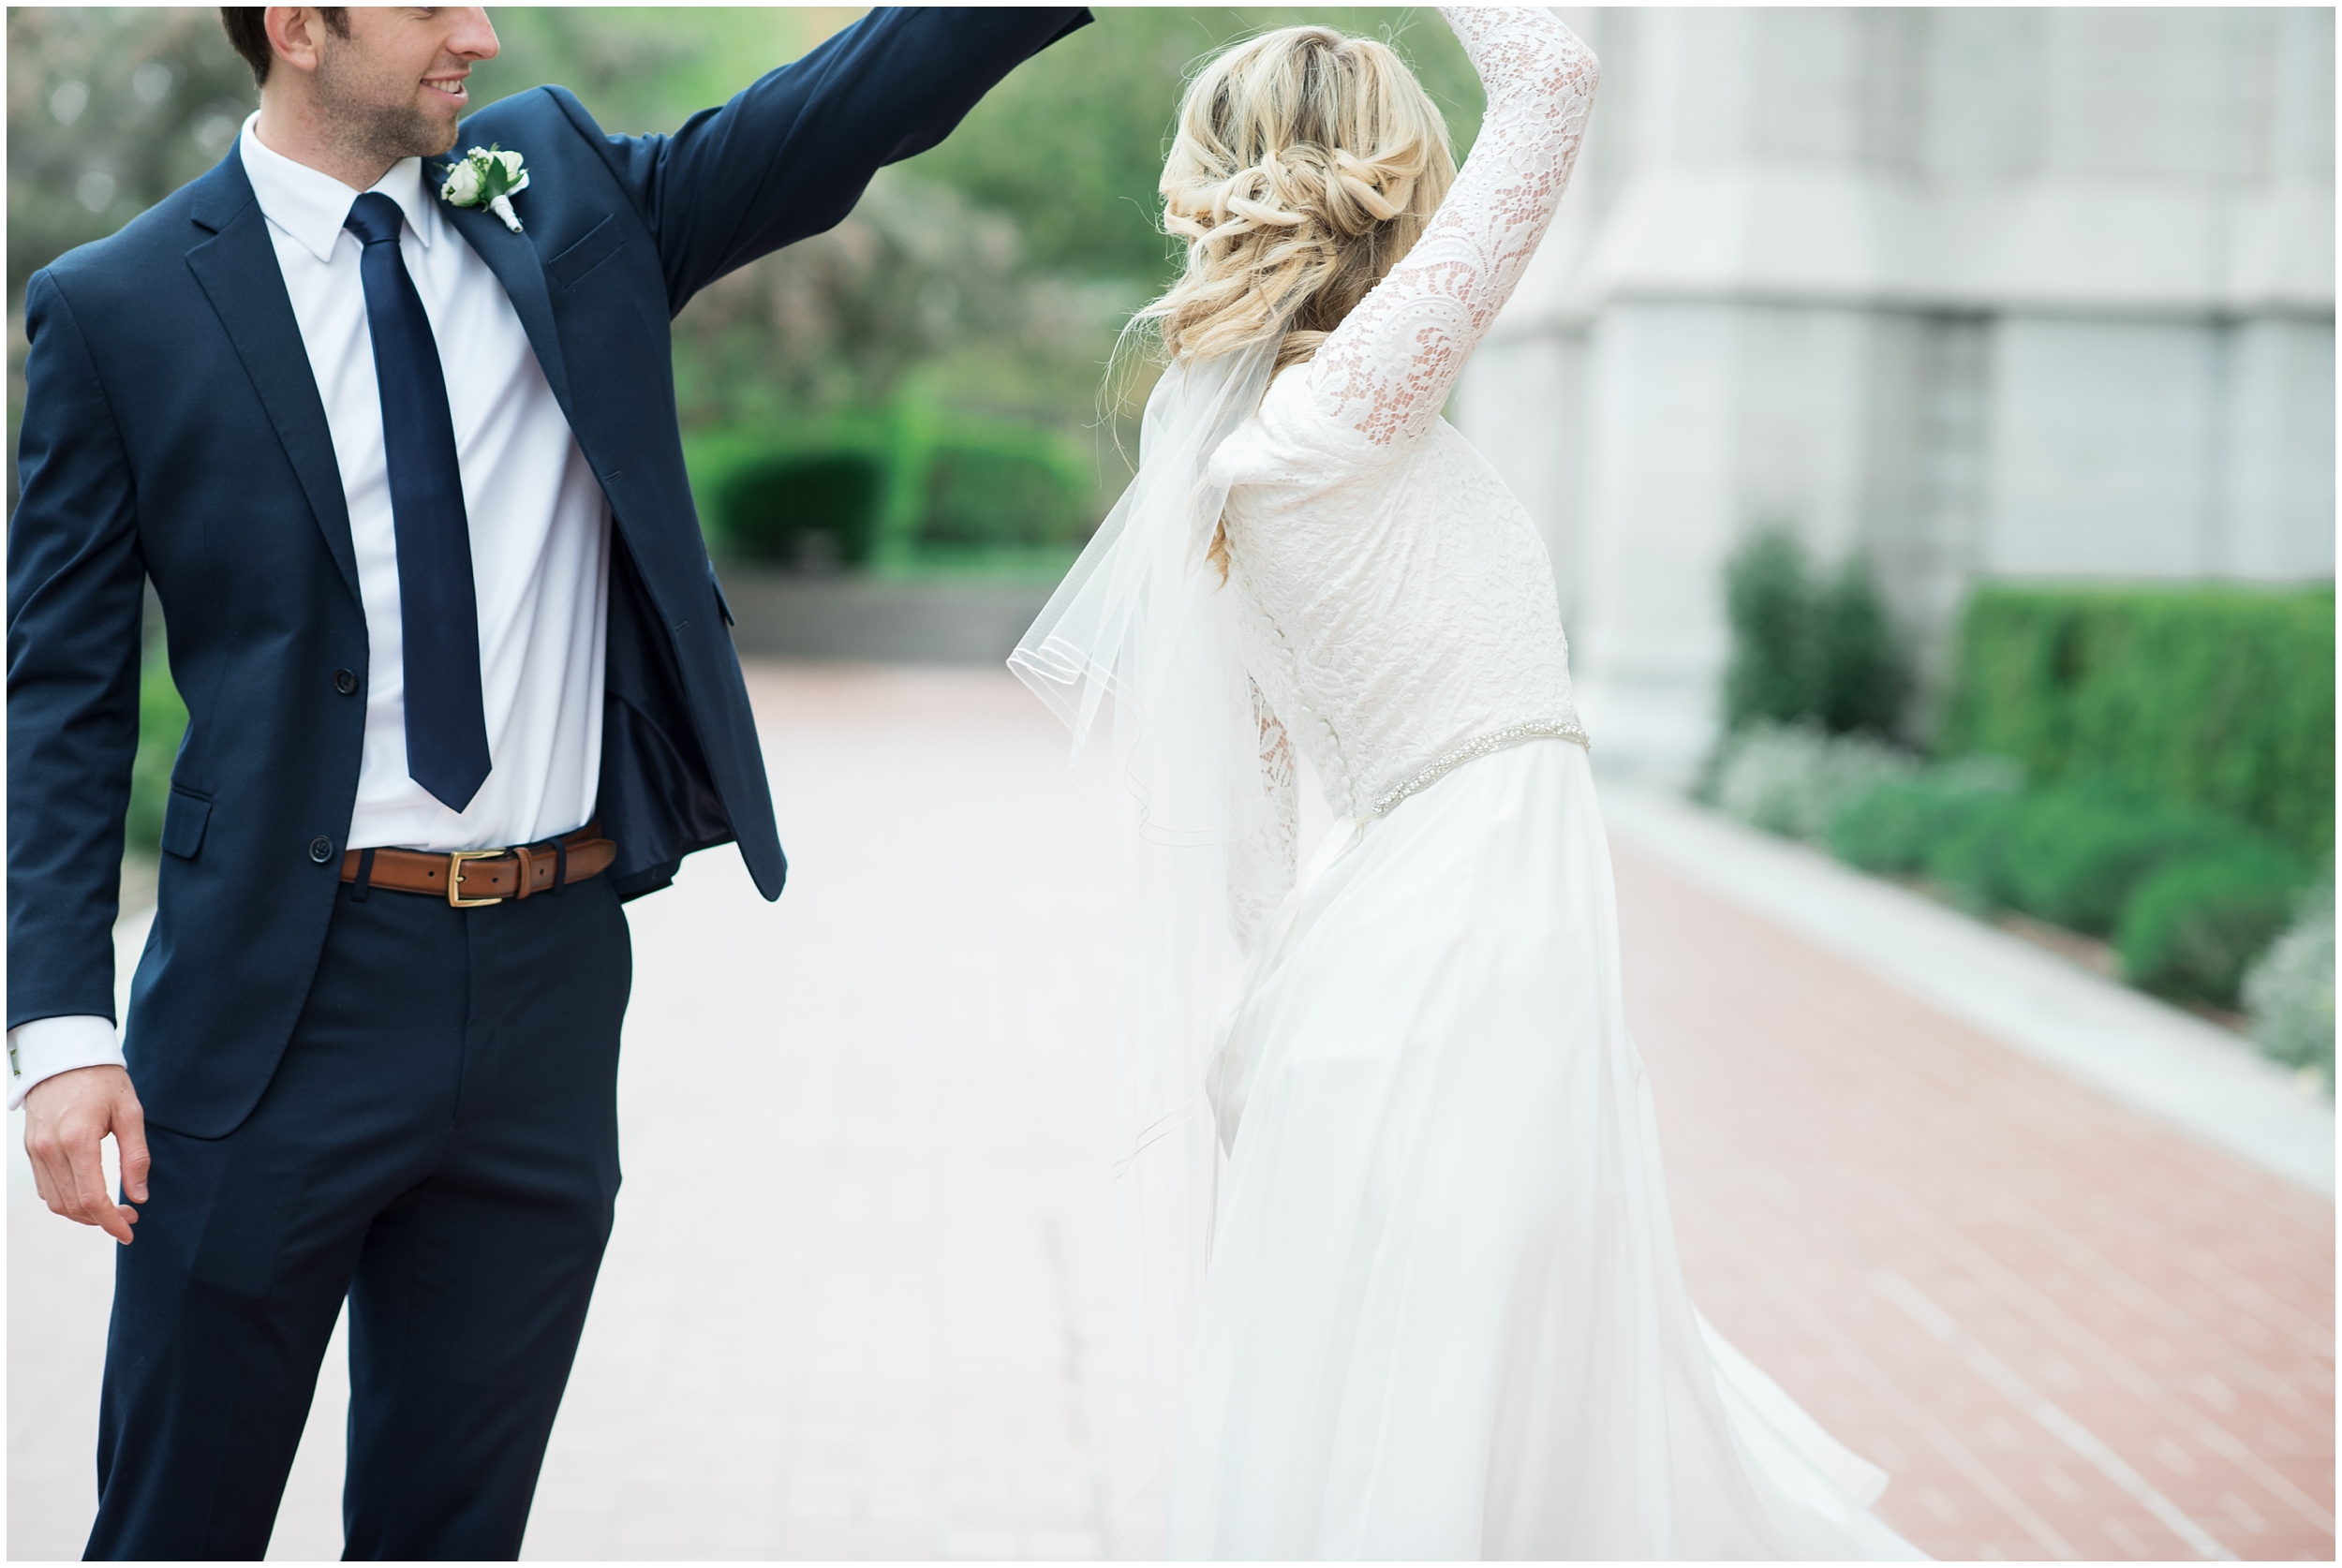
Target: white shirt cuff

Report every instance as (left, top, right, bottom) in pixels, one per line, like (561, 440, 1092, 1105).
(7, 1015, 126, 1111)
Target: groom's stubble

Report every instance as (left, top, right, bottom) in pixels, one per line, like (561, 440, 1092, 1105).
(248, 7, 500, 191)
(311, 27, 466, 170)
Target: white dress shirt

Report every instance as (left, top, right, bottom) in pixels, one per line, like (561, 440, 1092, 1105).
(8, 116, 611, 1108)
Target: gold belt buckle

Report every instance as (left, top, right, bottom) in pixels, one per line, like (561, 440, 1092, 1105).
(447, 849, 507, 908)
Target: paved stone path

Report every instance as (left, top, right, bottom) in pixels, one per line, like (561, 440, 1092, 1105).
(1619, 851, 2335, 1561)
(8, 662, 2332, 1560)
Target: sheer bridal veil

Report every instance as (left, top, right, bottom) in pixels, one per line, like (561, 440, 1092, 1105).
(1008, 336, 1281, 1542)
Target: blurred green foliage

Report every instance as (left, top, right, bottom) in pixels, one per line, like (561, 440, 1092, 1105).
(1814, 555, 1913, 737)
(1826, 758, 2023, 877)
(923, 441, 1090, 553)
(1719, 529, 1913, 743)
(1996, 783, 2275, 936)
(1785, 577, 2341, 1019)
(1720, 534, 1814, 731)
(7, 8, 260, 303)
(1816, 743, 2313, 961)
(1920, 792, 2027, 915)
(667, 170, 1068, 436)
(461, 8, 832, 135)
(685, 401, 1094, 576)
(721, 452, 886, 570)
(1721, 716, 2320, 1015)
(128, 632, 190, 856)
(1939, 584, 2336, 859)
(2118, 849, 2310, 1009)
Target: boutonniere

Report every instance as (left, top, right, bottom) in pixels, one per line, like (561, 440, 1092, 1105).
(439, 144, 529, 233)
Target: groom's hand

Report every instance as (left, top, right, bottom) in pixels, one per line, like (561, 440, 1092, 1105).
(23, 1064, 149, 1244)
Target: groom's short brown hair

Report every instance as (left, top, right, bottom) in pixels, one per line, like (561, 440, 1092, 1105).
(218, 7, 349, 88)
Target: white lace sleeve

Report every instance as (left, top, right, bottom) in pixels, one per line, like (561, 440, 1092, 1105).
(1300, 7, 1598, 448)
(1227, 680, 1299, 951)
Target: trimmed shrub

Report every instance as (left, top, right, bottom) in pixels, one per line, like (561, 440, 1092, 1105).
(1721, 531, 1816, 732)
(1815, 554, 1913, 738)
(1827, 755, 2318, 1011)
(688, 403, 1097, 575)
(1827, 784, 1934, 872)
(1828, 757, 2023, 874)
(719, 451, 884, 569)
(1923, 792, 2028, 912)
(2244, 886, 2335, 1087)
(1997, 784, 2265, 936)
(2117, 848, 2310, 1008)
(1718, 529, 1914, 762)
(1938, 584, 2334, 859)
(920, 440, 1087, 551)
(1712, 721, 1918, 842)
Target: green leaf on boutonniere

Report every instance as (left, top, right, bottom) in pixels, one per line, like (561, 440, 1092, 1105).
(439, 143, 530, 231)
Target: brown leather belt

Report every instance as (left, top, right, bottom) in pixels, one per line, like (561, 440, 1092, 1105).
(339, 821, 616, 907)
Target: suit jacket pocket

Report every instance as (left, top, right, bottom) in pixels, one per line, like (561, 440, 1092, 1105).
(160, 787, 212, 860)
(545, 215, 627, 292)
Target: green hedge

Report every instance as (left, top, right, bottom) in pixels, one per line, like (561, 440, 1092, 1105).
(2119, 848, 2308, 1008)
(1718, 717, 2326, 1021)
(1824, 759, 2315, 1009)
(1996, 783, 2269, 935)
(1937, 584, 2335, 859)
(718, 451, 886, 569)
(1924, 793, 2027, 913)
(1827, 757, 2022, 876)
(922, 442, 1090, 553)
(684, 396, 1096, 578)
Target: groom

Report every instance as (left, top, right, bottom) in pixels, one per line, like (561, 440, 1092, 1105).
(7, 5, 1086, 1558)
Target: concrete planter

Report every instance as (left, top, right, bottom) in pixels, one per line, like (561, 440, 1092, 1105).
(713, 563, 1055, 665)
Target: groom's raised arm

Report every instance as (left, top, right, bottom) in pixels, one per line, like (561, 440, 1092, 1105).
(557, 7, 1089, 317)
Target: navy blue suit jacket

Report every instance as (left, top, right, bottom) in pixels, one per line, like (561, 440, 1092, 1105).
(8, 7, 1089, 1137)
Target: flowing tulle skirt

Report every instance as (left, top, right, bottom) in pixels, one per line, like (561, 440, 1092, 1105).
(1168, 739, 1925, 1560)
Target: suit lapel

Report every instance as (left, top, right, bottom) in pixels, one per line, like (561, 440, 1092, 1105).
(433, 169, 663, 601)
(185, 151, 363, 609)
(431, 172, 578, 424)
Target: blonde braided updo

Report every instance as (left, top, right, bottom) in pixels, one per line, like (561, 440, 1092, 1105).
(1143, 24, 1457, 375)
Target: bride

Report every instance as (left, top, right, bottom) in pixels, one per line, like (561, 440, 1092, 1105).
(1015, 7, 1924, 1559)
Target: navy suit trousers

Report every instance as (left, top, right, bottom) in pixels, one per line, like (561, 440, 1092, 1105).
(87, 873, 632, 1561)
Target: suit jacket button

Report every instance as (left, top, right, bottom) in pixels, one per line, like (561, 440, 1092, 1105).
(308, 836, 334, 864)
(334, 669, 359, 695)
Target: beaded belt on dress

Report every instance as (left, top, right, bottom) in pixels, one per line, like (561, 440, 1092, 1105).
(1371, 717, 1591, 818)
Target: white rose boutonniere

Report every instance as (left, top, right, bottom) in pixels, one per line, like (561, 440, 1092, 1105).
(439, 144, 529, 232)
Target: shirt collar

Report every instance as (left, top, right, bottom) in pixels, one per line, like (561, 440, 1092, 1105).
(238, 112, 437, 265)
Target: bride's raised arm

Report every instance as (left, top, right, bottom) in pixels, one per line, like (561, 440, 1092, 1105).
(1301, 7, 1598, 448)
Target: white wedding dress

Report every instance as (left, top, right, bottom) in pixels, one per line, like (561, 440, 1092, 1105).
(1155, 9, 1927, 1560)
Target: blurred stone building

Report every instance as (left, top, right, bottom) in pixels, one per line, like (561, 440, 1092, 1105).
(1458, 7, 2335, 781)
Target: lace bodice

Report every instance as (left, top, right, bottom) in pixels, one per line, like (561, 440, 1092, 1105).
(1208, 7, 1598, 939)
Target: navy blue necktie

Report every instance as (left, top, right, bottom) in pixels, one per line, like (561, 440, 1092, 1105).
(344, 192, 491, 813)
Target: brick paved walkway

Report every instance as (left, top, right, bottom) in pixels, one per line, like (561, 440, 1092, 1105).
(8, 662, 2332, 1560)
(1617, 849, 2335, 1561)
